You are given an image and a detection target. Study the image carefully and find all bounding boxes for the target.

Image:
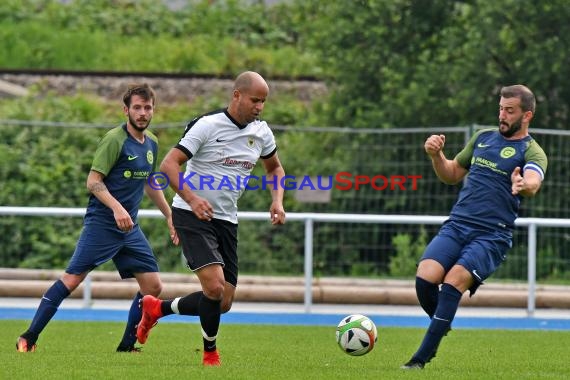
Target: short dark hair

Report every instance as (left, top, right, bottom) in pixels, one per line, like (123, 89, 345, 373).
(122, 83, 156, 108)
(500, 84, 535, 114)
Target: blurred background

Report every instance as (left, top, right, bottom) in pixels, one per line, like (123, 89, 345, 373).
(1, 0, 570, 285)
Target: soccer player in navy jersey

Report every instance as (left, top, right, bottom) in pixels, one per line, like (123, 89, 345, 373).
(16, 84, 178, 353)
(401, 84, 548, 369)
(136, 71, 286, 366)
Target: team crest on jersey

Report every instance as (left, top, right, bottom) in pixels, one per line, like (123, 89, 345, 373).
(247, 137, 255, 148)
(147, 150, 154, 164)
(500, 147, 516, 159)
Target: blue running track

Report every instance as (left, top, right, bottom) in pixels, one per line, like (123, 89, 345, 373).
(2, 307, 570, 331)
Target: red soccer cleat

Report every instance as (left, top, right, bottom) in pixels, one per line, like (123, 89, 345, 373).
(136, 295, 163, 344)
(203, 350, 221, 366)
(16, 337, 36, 352)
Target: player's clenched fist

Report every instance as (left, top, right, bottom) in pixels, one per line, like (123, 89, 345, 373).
(424, 134, 446, 157)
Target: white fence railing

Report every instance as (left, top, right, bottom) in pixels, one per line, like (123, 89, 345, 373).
(2, 206, 570, 316)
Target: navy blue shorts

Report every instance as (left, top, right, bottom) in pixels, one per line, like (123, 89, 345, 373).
(66, 223, 159, 279)
(420, 220, 512, 294)
(172, 207, 238, 287)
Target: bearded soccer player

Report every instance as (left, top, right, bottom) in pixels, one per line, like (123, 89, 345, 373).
(17, 84, 178, 353)
(401, 84, 547, 369)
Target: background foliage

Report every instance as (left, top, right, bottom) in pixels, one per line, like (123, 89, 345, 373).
(0, 0, 320, 77)
(295, 0, 570, 131)
(1, 0, 570, 281)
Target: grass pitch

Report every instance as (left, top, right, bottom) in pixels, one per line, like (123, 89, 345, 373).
(2, 319, 569, 379)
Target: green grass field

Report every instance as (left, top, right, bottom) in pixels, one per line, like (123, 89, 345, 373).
(2, 320, 569, 379)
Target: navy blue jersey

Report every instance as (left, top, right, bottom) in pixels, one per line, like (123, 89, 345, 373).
(85, 123, 158, 226)
(450, 129, 547, 230)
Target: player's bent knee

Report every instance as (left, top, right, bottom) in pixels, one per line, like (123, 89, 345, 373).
(61, 273, 87, 292)
(417, 259, 445, 283)
(202, 279, 226, 300)
(203, 288, 224, 301)
(152, 284, 163, 296)
(141, 282, 162, 296)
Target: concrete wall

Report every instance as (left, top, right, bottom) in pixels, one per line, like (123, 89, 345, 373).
(2, 268, 570, 309)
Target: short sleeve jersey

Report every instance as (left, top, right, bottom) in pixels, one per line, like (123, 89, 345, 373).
(172, 109, 277, 224)
(85, 123, 158, 225)
(451, 128, 547, 230)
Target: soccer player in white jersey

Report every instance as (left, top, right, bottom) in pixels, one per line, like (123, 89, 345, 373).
(136, 71, 286, 366)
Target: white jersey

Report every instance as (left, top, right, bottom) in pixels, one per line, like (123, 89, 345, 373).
(172, 109, 277, 223)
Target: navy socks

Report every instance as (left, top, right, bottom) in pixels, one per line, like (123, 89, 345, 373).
(415, 276, 439, 318)
(118, 292, 143, 349)
(22, 279, 70, 343)
(413, 283, 462, 363)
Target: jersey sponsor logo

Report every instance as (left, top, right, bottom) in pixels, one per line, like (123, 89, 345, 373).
(123, 170, 150, 179)
(127, 155, 138, 160)
(473, 156, 498, 169)
(132, 170, 151, 179)
(223, 157, 255, 169)
(500, 147, 516, 158)
(472, 156, 508, 176)
(477, 143, 490, 148)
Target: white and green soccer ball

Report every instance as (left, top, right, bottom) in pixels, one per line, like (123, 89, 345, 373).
(335, 314, 378, 356)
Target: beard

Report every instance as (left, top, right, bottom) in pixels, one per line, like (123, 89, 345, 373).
(128, 114, 151, 132)
(499, 116, 523, 138)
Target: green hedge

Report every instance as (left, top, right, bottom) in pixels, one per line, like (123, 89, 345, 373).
(0, 87, 321, 272)
(0, 0, 321, 77)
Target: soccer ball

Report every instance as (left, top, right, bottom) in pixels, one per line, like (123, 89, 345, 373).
(335, 314, 378, 356)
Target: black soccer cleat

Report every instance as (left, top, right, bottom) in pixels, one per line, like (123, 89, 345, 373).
(116, 344, 142, 353)
(400, 358, 425, 370)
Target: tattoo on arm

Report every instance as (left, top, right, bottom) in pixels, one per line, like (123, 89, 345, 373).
(88, 182, 108, 193)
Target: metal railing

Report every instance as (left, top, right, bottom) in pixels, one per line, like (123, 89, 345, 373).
(2, 206, 569, 316)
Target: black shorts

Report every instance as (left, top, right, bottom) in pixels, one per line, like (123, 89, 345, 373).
(172, 207, 238, 286)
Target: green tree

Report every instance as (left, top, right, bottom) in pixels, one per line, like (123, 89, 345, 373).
(295, 0, 570, 130)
